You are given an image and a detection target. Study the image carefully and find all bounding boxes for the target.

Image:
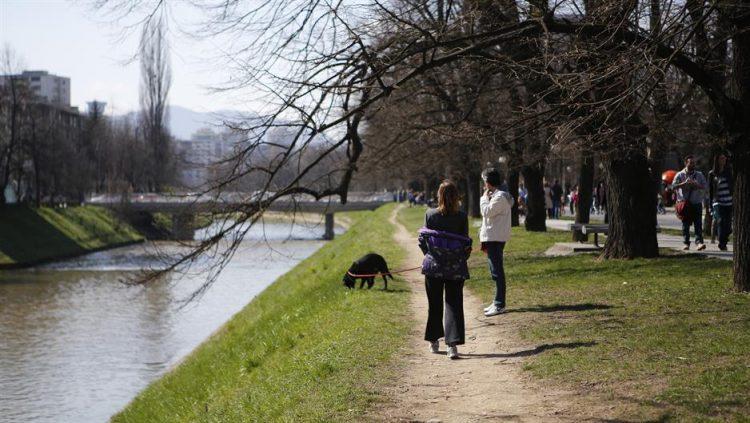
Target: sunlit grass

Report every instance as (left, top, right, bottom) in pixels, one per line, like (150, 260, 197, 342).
(0, 205, 142, 266)
(113, 205, 411, 422)
(400, 206, 748, 421)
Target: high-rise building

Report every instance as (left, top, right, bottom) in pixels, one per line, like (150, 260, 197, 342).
(176, 128, 239, 188)
(0, 70, 71, 107)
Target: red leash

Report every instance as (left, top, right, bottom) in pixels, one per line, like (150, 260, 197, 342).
(346, 265, 422, 278)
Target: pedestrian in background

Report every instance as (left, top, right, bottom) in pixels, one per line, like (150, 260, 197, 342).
(544, 181, 553, 218)
(672, 155, 708, 251)
(552, 180, 563, 218)
(709, 152, 733, 251)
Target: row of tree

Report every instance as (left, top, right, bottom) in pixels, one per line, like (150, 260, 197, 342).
(354, 0, 750, 290)
(0, 15, 174, 205)
(95, 0, 748, 294)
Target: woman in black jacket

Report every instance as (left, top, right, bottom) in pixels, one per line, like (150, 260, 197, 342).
(419, 180, 471, 359)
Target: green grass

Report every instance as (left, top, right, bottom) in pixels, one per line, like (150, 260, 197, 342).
(152, 212, 214, 233)
(400, 207, 749, 421)
(113, 204, 411, 422)
(0, 205, 143, 266)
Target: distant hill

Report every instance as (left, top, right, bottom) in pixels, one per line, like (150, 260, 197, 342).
(113, 105, 252, 140)
(168, 105, 244, 140)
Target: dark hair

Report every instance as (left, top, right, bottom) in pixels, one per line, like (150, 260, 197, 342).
(712, 152, 730, 175)
(684, 154, 695, 163)
(437, 180, 461, 215)
(482, 168, 502, 188)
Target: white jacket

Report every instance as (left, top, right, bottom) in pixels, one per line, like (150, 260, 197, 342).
(479, 190, 513, 242)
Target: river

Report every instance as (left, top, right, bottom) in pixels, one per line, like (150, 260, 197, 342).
(0, 218, 340, 423)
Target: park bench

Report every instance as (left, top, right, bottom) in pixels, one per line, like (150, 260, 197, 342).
(568, 223, 661, 248)
(569, 223, 609, 248)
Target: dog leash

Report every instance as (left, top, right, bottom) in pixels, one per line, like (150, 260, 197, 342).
(346, 265, 422, 278)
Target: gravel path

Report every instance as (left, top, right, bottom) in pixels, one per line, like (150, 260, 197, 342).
(367, 206, 617, 422)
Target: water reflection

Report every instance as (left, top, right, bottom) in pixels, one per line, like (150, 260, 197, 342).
(0, 219, 338, 423)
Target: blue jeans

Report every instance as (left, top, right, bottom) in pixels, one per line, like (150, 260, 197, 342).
(552, 199, 561, 218)
(682, 203, 703, 245)
(485, 242, 506, 308)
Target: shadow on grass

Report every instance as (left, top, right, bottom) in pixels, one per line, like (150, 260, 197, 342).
(508, 303, 614, 313)
(0, 206, 83, 264)
(461, 341, 597, 359)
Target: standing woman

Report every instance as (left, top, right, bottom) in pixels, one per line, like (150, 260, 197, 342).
(418, 180, 472, 359)
(709, 152, 733, 251)
(543, 181, 553, 218)
(480, 168, 513, 317)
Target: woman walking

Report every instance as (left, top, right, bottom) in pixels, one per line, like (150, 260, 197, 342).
(480, 168, 513, 317)
(543, 181, 553, 218)
(709, 152, 733, 251)
(418, 180, 472, 359)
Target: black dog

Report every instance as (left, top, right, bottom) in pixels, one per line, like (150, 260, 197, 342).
(343, 253, 393, 290)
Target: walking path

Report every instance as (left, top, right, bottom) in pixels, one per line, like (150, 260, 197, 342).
(369, 207, 613, 422)
(557, 209, 684, 230)
(544, 218, 733, 261)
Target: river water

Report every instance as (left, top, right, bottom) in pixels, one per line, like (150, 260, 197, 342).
(0, 219, 339, 423)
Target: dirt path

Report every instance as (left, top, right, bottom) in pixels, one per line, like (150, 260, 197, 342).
(369, 206, 609, 422)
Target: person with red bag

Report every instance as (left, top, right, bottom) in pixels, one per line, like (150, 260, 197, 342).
(672, 155, 708, 251)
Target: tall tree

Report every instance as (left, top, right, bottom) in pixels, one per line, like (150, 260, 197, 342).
(139, 14, 172, 192)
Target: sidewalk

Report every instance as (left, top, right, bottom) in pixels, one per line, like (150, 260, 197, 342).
(543, 218, 733, 261)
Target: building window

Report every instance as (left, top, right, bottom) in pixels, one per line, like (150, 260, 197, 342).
(31, 76, 40, 82)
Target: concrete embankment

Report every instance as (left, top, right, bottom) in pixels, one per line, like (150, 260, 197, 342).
(0, 205, 144, 269)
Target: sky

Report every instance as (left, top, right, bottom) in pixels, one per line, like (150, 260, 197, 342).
(0, 0, 243, 115)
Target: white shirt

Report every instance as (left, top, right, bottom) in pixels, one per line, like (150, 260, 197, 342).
(479, 190, 513, 242)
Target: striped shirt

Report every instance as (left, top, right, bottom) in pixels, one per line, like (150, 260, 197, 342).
(714, 173, 733, 206)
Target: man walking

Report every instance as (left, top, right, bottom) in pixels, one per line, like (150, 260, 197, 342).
(480, 168, 513, 317)
(672, 155, 708, 251)
(552, 180, 563, 219)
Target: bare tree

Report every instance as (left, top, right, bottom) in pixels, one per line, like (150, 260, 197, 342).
(90, 0, 750, 295)
(139, 12, 173, 192)
(0, 45, 26, 206)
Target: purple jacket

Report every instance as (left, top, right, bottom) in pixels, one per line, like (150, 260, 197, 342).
(418, 227, 472, 281)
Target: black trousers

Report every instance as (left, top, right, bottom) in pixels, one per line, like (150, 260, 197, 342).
(424, 277, 465, 346)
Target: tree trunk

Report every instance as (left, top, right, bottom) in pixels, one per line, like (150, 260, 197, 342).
(508, 168, 520, 227)
(461, 173, 470, 215)
(733, 138, 750, 291)
(573, 152, 594, 242)
(601, 151, 659, 258)
(729, 12, 750, 291)
(521, 162, 546, 231)
(467, 170, 481, 218)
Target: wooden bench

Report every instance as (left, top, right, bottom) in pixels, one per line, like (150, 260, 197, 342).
(568, 223, 661, 248)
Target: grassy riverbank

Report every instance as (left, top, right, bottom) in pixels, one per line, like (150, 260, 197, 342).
(0, 205, 143, 268)
(400, 207, 750, 421)
(113, 205, 410, 422)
